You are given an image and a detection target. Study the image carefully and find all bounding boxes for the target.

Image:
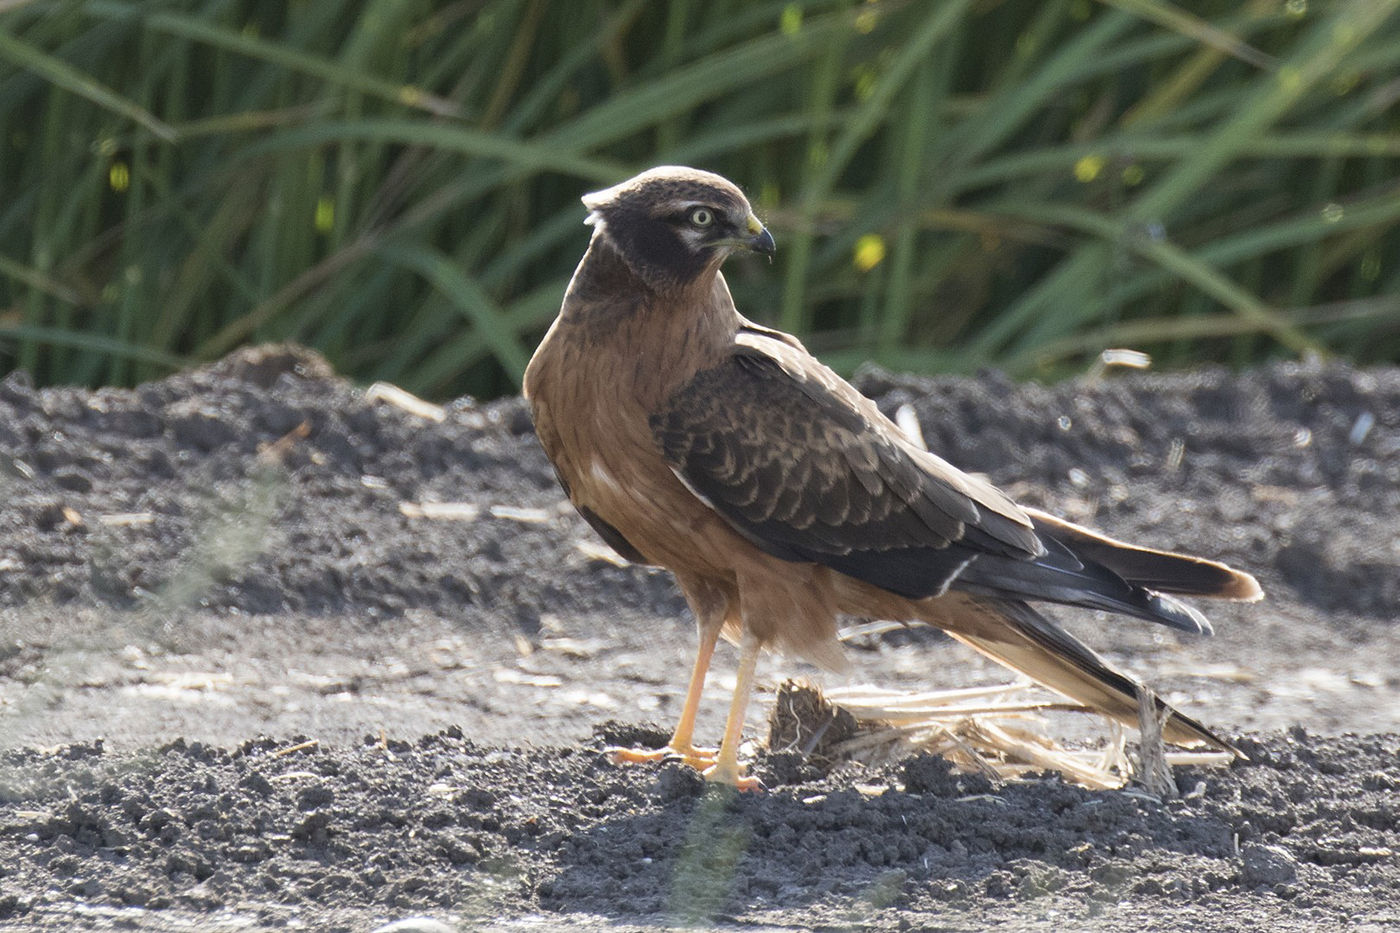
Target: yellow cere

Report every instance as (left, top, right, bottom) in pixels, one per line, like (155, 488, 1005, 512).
(746, 213, 764, 235)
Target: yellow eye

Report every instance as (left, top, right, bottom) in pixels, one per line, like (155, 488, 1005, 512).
(689, 207, 714, 227)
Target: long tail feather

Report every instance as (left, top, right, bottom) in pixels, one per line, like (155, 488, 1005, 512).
(1026, 508, 1263, 601)
(939, 597, 1238, 753)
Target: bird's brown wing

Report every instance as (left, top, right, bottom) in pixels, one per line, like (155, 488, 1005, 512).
(652, 331, 1239, 635)
(651, 331, 1043, 600)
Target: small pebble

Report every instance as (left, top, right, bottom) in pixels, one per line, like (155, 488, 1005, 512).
(1241, 842, 1298, 886)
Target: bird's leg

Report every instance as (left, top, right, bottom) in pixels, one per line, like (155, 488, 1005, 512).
(662, 618, 721, 764)
(607, 618, 721, 769)
(704, 630, 763, 792)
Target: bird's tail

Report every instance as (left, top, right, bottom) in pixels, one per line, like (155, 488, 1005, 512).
(936, 596, 1238, 753)
(951, 509, 1263, 638)
(1025, 508, 1263, 601)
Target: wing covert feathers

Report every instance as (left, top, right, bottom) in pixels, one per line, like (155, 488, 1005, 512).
(653, 337, 1041, 600)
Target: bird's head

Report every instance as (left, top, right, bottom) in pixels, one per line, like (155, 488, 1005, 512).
(581, 166, 775, 293)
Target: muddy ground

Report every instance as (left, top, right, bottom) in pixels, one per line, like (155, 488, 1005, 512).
(0, 345, 1397, 931)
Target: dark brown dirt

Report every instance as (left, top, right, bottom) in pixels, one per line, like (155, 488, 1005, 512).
(1, 345, 1398, 931)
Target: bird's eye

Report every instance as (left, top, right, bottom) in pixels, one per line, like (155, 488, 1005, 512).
(689, 207, 715, 227)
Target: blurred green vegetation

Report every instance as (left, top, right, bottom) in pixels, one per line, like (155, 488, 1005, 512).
(1, 0, 1398, 398)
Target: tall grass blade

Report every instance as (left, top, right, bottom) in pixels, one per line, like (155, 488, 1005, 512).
(0, 29, 175, 139)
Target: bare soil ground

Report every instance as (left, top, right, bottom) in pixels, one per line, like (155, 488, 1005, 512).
(1, 345, 1397, 931)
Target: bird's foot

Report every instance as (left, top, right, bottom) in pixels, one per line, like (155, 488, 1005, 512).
(702, 759, 764, 793)
(606, 744, 761, 791)
(605, 743, 718, 771)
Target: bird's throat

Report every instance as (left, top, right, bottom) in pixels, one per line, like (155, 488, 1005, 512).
(556, 237, 741, 411)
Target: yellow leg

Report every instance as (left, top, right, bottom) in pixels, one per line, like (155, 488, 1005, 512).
(704, 630, 763, 792)
(607, 620, 721, 769)
(666, 619, 720, 757)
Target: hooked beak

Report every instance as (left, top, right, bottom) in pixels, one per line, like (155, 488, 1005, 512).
(743, 212, 776, 255)
(747, 226, 776, 256)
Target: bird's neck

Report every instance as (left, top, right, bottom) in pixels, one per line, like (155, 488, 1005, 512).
(552, 231, 740, 407)
(564, 230, 729, 313)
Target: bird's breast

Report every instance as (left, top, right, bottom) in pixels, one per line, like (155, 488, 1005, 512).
(528, 335, 736, 576)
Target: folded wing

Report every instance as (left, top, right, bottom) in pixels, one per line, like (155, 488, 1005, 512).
(652, 331, 1259, 634)
(652, 331, 1041, 599)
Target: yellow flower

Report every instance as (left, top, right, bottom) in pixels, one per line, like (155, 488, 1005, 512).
(1073, 155, 1104, 183)
(108, 161, 130, 193)
(853, 234, 886, 272)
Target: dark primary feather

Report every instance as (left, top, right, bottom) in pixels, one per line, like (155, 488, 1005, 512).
(578, 505, 651, 565)
(954, 532, 1214, 635)
(654, 334, 1229, 636)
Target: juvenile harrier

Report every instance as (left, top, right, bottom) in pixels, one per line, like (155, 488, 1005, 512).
(524, 166, 1261, 790)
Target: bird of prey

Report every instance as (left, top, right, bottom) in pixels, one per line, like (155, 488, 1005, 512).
(524, 166, 1262, 790)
